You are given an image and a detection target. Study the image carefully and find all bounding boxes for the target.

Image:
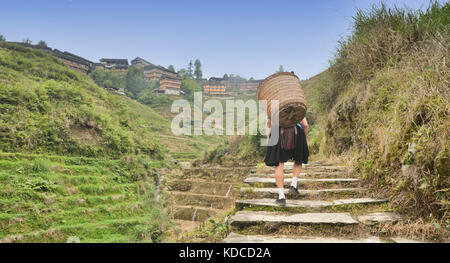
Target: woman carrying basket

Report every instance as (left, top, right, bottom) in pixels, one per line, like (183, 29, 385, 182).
(259, 71, 309, 206)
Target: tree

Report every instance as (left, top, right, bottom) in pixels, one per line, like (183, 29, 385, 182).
(90, 67, 126, 91)
(194, 59, 202, 80)
(181, 78, 201, 99)
(37, 40, 48, 48)
(177, 68, 187, 78)
(249, 77, 255, 81)
(22, 38, 32, 44)
(278, 65, 285, 73)
(125, 66, 147, 98)
(223, 74, 229, 79)
(187, 60, 193, 78)
(168, 65, 175, 72)
(0, 35, 5, 42)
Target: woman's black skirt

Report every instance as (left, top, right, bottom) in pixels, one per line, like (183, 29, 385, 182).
(264, 125, 309, 167)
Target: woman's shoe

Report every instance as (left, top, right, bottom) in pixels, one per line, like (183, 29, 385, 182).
(289, 186, 300, 195)
(275, 198, 286, 206)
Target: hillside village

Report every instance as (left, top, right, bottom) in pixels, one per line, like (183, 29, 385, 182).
(7, 41, 263, 98)
(0, 1, 448, 245)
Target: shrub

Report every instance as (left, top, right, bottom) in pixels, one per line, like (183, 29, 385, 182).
(308, 1, 449, 218)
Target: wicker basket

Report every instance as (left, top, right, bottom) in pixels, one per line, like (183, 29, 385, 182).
(258, 72, 307, 128)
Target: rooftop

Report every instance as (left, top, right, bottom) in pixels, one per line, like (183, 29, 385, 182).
(144, 64, 177, 75)
(53, 49, 94, 65)
(100, 58, 129, 65)
(131, 57, 151, 65)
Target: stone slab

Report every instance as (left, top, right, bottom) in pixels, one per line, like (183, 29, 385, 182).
(241, 187, 368, 196)
(244, 177, 360, 185)
(228, 211, 359, 226)
(235, 198, 387, 208)
(249, 171, 349, 178)
(391, 237, 427, 243)
(357, 212, 404, 225)
(224, 233, 383, 243)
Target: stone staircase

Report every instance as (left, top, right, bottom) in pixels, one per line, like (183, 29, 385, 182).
(223, 161, 420, 243)
(165, 164, 251, 240)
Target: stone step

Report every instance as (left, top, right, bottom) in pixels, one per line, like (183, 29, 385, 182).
(250, 162, 336, 174)
(166, 180, 234, 196)
(390, 237, 427, 243)
(357, 212, 405, 225)
(171, 205, 221, 222)
(240, 187, 368, 199)
(256, 166, 349, 174)
(169, 192, 234, 209)
(249, 171, 351, 178)
(305, 165, 348, 171)
(177, 167, 252, 182)
(244, 177, 360, 188)
(228, 211, 359, 227)
(224, 233, 384, 243)
(235, 198, 388, 209)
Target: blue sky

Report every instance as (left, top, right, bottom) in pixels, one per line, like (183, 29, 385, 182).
(0, 0, 440, 79)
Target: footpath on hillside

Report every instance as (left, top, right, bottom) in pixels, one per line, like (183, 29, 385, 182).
(166, 160, 436, 243)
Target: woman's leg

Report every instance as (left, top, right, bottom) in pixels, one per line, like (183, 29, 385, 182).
(275, 162, 285, 189)
(291, 162, 302, 191)
(293, 162, 302, 178)
(274, 163, 286, 205)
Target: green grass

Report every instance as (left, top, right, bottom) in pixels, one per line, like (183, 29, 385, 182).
(0, 41, 167, 158)
(302, 1, 449, 219)
(0, 154, 169, 243)
(0, 41, 232, 242)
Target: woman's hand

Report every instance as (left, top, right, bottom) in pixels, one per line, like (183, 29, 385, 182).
(302, 118, 309, 136)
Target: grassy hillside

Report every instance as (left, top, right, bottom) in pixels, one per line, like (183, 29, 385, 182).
(149, 104, 228, 162)
(0, 153, 168, 242)
(0, 42, 171, 242)
(0, 41, 167, 158)
(194, 94, 266, 166)
(303, 2, 449, 219)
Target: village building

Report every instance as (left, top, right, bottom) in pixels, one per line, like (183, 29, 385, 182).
(52, 50, 94, 75)
(92, 63, 105, 70)
(204, 85, 227, 96)
(143, 64, 178, 82)
(130, 57, 182, 95)
(100, 58, 129, 72)
(131, 57, 151, 68)
(208, 77, 225, 84)
(144, 65, 182, 95)
(207, 76, 246, 95)
(154, 77, 183, 96)
(239, 80, 262, 93)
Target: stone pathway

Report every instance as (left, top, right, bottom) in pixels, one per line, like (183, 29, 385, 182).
(223, 161, 422, 243)
(165, 163, 251, 241)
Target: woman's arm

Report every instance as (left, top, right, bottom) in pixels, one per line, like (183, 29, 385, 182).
(302, 118, 309, 136)
(266, 119, 271, 139)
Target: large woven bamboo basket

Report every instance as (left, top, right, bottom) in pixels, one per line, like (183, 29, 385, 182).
(258, 72, 307, 128)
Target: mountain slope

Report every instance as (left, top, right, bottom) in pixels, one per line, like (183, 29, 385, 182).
(0, 42, 171, 242)
(0, 41, 167, 158)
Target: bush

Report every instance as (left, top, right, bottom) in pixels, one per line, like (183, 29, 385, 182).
(318, 1, 450, 110)
(308, 1, 449, 218)
(138, 90, 173, 108)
